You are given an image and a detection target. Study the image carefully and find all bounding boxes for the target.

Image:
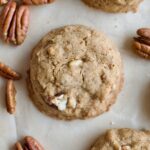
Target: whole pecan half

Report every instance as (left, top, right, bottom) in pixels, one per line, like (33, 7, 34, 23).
(0, 0, 8, 5)
(0, 61, 21, 80)
(23, 0, 54, 5)
(16, 5, 30, 45)
(133, 28, 150, 59)
(6, 80, 16, 114)
(0, 1, 30, 45)
(15, 136, 44, 150)
(16, 142, 24, 150)
(137, 28, 150, 39)
(24, 136, 44, 150)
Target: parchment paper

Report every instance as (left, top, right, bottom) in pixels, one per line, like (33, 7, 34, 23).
(0, 0, 150, 149)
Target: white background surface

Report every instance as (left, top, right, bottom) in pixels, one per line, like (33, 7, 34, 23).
(0, 0, 150, 149)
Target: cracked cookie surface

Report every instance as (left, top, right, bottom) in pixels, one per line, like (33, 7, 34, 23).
(91, 128, 150, 150)
(27, 25, 123, 120)
(82, 0, 143, 13)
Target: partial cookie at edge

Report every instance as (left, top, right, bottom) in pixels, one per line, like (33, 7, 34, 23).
(82, 0, 143, 13)
(90, 128, 150, 149)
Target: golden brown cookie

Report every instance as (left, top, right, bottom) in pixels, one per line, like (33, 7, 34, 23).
(27, 25, 124, 120)
(91, 128, 150, 150)
(82, 0, 143, 13)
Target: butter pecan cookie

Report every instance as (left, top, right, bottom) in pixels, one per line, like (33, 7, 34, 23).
(82, 0, 143, 13)
(90, 128, 150, 150)
(27, 25, 123, 120)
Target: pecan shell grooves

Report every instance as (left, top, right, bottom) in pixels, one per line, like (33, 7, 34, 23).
(133, 28, 150, 59)
(0, 1, 30, 45)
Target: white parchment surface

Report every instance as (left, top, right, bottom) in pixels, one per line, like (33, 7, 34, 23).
(0, 0, 150, 149)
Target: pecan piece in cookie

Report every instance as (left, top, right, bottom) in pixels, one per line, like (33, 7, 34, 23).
(0, 62, 21, 80)
(133, 28, 150, 59)
(24, 136, 44, 150)
(0, 1, 30, 45)
(6, 80, 16, 114)
(23, 0, 54, 5)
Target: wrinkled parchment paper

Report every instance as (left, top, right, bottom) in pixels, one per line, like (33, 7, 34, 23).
(0, 0, 150, 149)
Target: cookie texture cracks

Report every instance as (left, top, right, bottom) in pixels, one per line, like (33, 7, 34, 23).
(90, 128, 150, 150)
(0, 1, 29, 45)
(27, 25, 124, 120)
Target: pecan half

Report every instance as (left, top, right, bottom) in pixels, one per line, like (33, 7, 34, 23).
(133, 41, 150, 59)
(0, 1, 30, 45)
(15, 136, 44, 150)
(0, 62, 21, 80)
(24, 136, 44, 150)
(137, 28, 150, 39)
(16, 5, 30, 45)
(133, 28, 150, 59)
(16, 142, 24, 150)
(23, 0, 54, 5)
(0, 1, 17, 42)
(8, 12, 17, 44)
(6, 80, 16, 114)
(134, 37, 150, 46)
(0, 0, 8, 5)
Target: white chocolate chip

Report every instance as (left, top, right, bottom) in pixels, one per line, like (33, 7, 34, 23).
(51, 94, 67, 111)
(69, 60, 83, 68)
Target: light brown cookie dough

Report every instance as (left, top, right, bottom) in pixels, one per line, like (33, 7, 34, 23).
(82, 0, 143, 13)
(91, 128, 150, 150)
(27, 25, 123, 120)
